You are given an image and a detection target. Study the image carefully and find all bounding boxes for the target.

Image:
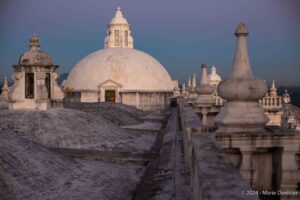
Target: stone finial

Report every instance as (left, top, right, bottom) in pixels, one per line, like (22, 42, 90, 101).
(182, 83, 186, 94)
(215, 22, 268, 133)
(194, 64, 214, 103)
(194, 63, 215, 126)
(197, 63, 214, 95)
(29, 33, 41, 50)
(235, 21, 249, 37)
(192, 72, 197, 89)
(270, 80, 277, 96)
(187, 76, 191, 87)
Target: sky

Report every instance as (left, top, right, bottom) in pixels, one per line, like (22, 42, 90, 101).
(0, 0, 299, 86)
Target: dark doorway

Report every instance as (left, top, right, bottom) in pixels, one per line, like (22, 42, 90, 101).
(25, 73, 34, 99)
(105, 90, 116, 102)
(45, 73, 51, 98)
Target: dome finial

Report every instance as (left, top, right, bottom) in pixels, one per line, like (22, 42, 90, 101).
(114, 6, 124, 18)
(270, 80, 277, 96)
(29, 33, 40, 50)
(105, 7, 133, 48)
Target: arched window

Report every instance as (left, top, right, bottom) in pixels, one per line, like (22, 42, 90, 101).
(45, 73, 51, 98)
(25, 73, 34, 99)
(125, 31, 128, 46)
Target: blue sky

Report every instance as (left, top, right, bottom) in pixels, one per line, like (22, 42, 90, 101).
(0, 0, 299, 86)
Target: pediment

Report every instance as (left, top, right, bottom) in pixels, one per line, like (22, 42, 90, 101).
(98, 79, 122, 88)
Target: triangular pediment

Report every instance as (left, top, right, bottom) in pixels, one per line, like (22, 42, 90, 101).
(98, 79, 122, 88)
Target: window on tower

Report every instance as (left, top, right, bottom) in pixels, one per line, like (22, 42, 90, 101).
(115, 30, 120, 46)
(125, 31, 128, 46)
(25, 73, 34, 99)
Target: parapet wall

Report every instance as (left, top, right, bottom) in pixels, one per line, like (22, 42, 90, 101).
(177, 97, 258, 200)
(0, 96, 8, 110)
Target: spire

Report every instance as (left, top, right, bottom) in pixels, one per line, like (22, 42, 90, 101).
(191, 72, 197, 90)
(197, 63, 214, 95)
(270, 80, 277, 96)
(194, 64, 215, 126)
(104, 7, 133, 48)
(200, 64, 209, 85)
(29, 33, 41, 50)
(230, 21, 252, 79)
(187, 76, 191, 87)
(215, 21, 268, 133)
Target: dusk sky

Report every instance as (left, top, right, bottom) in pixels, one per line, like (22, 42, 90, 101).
(0, 0, 299, 86)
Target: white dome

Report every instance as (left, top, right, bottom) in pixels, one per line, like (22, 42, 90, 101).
(64, 48, 174, 91)
(208, 66, 222, 82)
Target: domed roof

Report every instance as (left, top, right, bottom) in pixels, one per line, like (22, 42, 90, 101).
(19, 34, 53, 66)
(64, 48, 174, 91)
(110, 7, 128, 24)
(208, 66, 221, 82)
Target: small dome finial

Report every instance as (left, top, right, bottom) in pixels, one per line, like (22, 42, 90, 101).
(235, 21, 249, 37)
(29, 33, 40, 50)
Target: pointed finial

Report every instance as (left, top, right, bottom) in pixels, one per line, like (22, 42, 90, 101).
(194, 63, 214, 107)
(271, 80, 276, 89)
(192, 72, 197, 88)
(200, 63, 209, 85)
(114, 6, 124, 18)
(187, 76, 191, 87)
(270, 80, 277, 96)
(215, 21, 268, 133)
(235, 21, 249, 36)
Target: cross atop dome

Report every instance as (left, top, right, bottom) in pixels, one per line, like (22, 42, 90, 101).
(104, 7, 134, 48)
